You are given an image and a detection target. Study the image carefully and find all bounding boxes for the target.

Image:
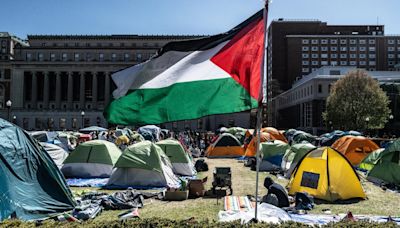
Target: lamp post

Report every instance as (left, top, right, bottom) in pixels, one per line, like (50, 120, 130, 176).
(328, 121, 333, 131)
(12, 115, 16, 124)
(6, 100, 12, 122)
(365, 117, 370, 135)
(81, 111, 85, 128)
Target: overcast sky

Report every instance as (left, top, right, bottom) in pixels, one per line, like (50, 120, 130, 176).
(2, 0, 399, 38)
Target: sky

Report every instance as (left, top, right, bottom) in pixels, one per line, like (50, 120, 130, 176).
(2, 0, 399, 39)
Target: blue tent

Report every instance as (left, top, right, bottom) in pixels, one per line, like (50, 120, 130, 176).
(0, 119, 75, 221)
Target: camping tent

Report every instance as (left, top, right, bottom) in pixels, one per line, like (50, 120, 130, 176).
(79, 126, 107, 133)
(361, 140, 400, 186)
(331, 136, 380, 166)
(288, 147, 366, 202)
(358, 148, 385, 171)
(138, 125, 161, 141)
(61, 140, 122, 178)
(261, 127, 288, 143)
(0, 119, 75, 221)
(244, 132, 270, 157)
(156, 139, 196, 176)
(107, 141, 180, 188)
(281, 142, 316, 178)
(259, 140, 290, 171)
(206, 133, 244, 158)
(291, 131, 316, 145)
(319, 130, 363, 146)
(40, 142, 69, 169)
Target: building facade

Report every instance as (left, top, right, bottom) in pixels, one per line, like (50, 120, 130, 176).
(0, 33, 255, 131)
(272, 66, 400, 134)
(266, 19, 400, 125)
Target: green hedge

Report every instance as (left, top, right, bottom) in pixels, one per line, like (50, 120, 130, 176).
(0, 218, 398, 228)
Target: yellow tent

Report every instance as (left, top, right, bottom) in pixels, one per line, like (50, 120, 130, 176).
(288, 147, 366, 202)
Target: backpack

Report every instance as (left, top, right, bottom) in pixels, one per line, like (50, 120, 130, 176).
(195, 159, 209, 172)
(295, 192, 314, 210)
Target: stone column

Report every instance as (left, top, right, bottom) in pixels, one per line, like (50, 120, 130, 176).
(43, 72, 50, 109)
(105, 72, 110, 105)
(55, 72, 62, 109)
(80, 71, 85, 109)
(92, 72, 98, 109)
(67, 72, 73, 109)
(31, 71, 37, 108)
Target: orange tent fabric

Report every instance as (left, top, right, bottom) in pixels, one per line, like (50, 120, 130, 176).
(244, 132, 270, 157)
(331, 136, 380, 166)
(261, 127, 288, 143)
(206, 133, 245, 158)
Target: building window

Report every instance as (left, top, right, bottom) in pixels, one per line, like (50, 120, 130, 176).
(311, 61, 318, 66)
(86, 53, 92, 61)
(318, 84, 322, 93)
(369, 61, 376, 66)
(340, 39, 347, 44)
(359, 39, 366, 44)
(388, 47, 395, 52)
(302, 53, 309, 58)
(321, 54, 328, 58)
(359, 47, 366, 52)
(340, 47, 347, 52)
(62, 53, 68, 61)
(331, 61, 338, 66)
(369, 54, 376, 59)
(331, 54, 337, 58)
(302, 46, 309, 51)
(111, 53, 117, 61)
(350, 61, 357, 66)
(369, 39, 375, 44)
(311, 39, 318, 44)
(321, 47, 328, 52)
(360, 61, 366, 66)
(340, 54, 347, 58)
(340, 61, 348, 65)
(321, 61, 328, 65)
(330, 39, 337, 44)
(330, 47, 337, 51)
(350, 47, 357, 52)
(350, 54, 357, 59)
(350, 39, 357, 44)
(50, 53, 56, 61)
(321, 39, 328, 44)
(388, 61, 395, 66)
(74, 53, 80, 61)
(302, 61, 309, 65)
(99, 53, 104, 61)
(136, 53, 142, 61)
(124, 53, 130, 61)
(311, 46, 319, 51)
(38, 53, 44, 61)
(388, 54, 395, 59)
(369, 47, 376, 52)
(59, 118, 66, 129)
(311, 54, 318, 58)
(388, 39, 395, 44)
(72, 118, 78, 129)
(302, 39, 309, 44)
(26, 53, 32, 61)
(302, 68, 309, 73)
(359, 54, 366, 58)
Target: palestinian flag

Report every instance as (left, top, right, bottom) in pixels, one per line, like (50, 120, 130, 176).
(105, 9, 266, 125)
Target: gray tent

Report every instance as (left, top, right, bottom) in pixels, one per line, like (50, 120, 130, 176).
(40, 142, 69, 169)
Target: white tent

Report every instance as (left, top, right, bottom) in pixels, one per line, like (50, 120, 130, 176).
(40, 142, 69, 169)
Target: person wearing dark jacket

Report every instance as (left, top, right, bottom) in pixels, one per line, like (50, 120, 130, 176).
(261, 177, 290, 208)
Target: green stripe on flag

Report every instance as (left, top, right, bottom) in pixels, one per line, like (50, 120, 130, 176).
(105, 77, 258, 125)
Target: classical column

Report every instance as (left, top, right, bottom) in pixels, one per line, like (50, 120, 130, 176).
(80, 71, 85, 109)
(67, 72, 73, 109)
(43, 72, 50, 109)
(55, 72, 62, 109)
(31, 71, 37, 108)
(105, 72, 110, 105)
(92, 72, 98, 109)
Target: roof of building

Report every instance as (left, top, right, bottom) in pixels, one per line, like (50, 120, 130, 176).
(27, 34, 205, 40)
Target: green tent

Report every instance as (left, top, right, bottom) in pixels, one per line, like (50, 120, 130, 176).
(0, 119, 75, 221)
(107, 141, 180, 188)
(259, 140, 290, 171)
(156, 139, 196, 176)
(61, 140, 122, 178)
(283, 142, 316, 178)
(359, 148, 385, 171)
(365, 140, 400, 186)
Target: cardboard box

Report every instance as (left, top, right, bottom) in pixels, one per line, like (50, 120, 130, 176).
(164, 190, 189, 201)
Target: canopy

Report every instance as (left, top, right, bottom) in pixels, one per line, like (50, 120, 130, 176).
(0, 119, 75, 221)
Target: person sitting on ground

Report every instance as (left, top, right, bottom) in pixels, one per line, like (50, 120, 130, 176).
(261, 177, 290, 208)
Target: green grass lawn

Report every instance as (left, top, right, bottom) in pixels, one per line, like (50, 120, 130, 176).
(71, 158, 400, 222)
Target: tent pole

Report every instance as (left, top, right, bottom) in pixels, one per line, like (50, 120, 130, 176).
(254, 0, 269, 222)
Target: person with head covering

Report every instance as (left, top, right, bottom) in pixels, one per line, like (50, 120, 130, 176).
(261, 177, 290, 208)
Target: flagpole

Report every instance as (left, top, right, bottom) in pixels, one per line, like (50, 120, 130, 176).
(254, 0, 269, 222)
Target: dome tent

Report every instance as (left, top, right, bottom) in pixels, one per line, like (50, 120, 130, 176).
(40, 142, 69, 169)
(281, 142, 316, 178)
(206, 133, 244, 158)
(156, 139, 196, 176)
(331, 136, 379, 166)
(288, 147, 366, 202)
(0, 119, 75, 221)
(258, 140, 290, 171)
(61, 140, 122, 178)
(107, 141, 180, 188)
